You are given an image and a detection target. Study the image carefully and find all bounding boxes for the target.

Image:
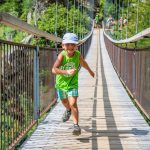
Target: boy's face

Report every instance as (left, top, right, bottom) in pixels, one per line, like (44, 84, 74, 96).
(62, 43, 77, 56)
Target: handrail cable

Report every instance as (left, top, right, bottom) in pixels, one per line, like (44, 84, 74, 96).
(103, 24, 150, 44)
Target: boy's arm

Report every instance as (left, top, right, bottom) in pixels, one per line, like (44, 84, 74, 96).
(52, 53, 76, 75)
(79, 55, 95, 78)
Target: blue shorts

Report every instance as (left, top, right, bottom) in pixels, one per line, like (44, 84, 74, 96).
(57, 89, 78, 101)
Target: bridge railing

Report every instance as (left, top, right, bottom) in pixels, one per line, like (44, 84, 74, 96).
(0, 40, 36, 149)
(0, 13, 93, 150)
(104, 34, 150, 119)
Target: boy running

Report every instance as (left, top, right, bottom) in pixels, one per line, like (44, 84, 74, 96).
(52, 33, 94, 135)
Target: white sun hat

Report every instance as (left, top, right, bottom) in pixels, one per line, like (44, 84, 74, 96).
(62, 33, 78, 44)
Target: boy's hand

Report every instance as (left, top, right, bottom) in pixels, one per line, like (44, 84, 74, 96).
(66, 69, 76, 75)
(89, 70, 95, 78)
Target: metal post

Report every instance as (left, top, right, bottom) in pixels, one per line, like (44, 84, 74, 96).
(33, 46, 40, 121)
(133, 50, 136, 96)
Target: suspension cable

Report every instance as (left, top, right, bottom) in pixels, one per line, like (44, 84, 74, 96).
(73, 0, 75, 33)
(79, 0, 82, 39)
(82, 0, 85, 38)
(66, 0, 69, 32)
(115, 0, 117, 20)
(55, 0, 58, 55)
(55, 0, 58, 37)
(81, 0, 84, 39)
(115, 0, 118, 39)
(118, 0, 120, 32)
(136, 0, 140, 33)
(121, 0, 124, 39)
(126, 0, 129, 39)
(77, 0, 80, 38)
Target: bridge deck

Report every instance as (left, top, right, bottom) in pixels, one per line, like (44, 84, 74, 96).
(20, 29, 150, 150)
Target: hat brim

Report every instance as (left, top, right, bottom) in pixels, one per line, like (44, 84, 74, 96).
(62, 40, 78, 44)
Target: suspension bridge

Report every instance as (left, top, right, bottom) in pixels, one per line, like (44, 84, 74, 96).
(0, 0, 150, 149)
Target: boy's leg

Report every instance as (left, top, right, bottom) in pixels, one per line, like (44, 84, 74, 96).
(68, 96, 81, 135)
(57, 89, 70, 109)
(68, 96, 78, 124)
(61, 99, 71, 110)
(57, 89, 71, 122)
(61, 99, 71, 122)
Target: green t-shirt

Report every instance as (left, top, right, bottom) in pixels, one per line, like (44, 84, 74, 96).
(55, 50, 80, 91)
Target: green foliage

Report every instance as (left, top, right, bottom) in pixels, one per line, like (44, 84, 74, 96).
(20, 0, 34, 21)
(0, 0, 20, 16)
(38, 4, 91, 39)
(0, 24, 27, 42)
(102, 0, 150, 48)
(98, 0, 104, 19)
(0, 1, 91, 47)
(104, 0, 116, 18)
(1, 93, 34, 149)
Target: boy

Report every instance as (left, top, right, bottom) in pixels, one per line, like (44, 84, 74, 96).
(52, 33, 94, 135)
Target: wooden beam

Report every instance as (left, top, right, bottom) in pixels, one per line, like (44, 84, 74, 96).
(0, 12, 62, 43)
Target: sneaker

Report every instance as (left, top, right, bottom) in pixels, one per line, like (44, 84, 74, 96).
(72, 124, 81, 136)
(62, 109, 71, 122)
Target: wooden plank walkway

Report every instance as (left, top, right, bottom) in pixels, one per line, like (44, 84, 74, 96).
(20, 29, 150, 150)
